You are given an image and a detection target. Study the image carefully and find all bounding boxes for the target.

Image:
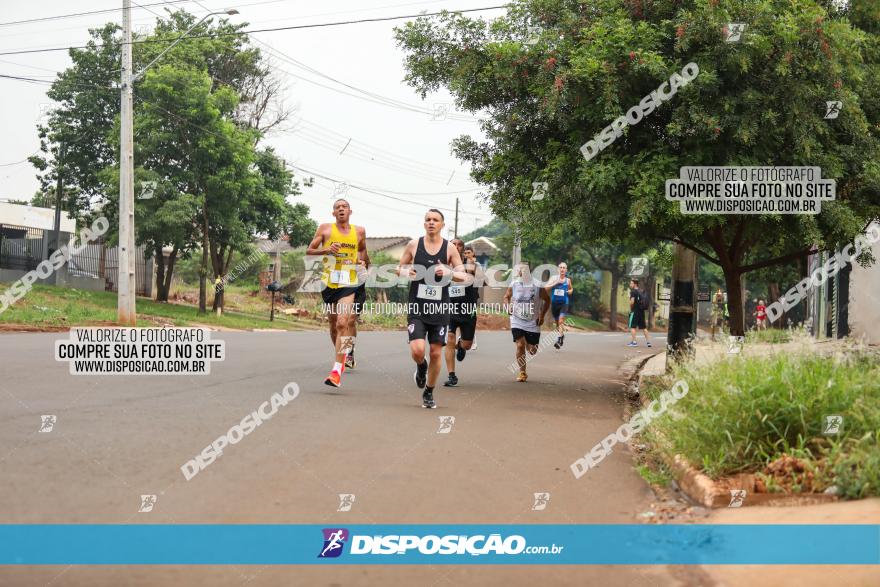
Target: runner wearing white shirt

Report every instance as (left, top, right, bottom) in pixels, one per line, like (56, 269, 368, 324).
(504, 263, 550, 382)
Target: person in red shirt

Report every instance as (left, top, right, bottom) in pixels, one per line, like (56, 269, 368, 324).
(754, 299, 768, 330)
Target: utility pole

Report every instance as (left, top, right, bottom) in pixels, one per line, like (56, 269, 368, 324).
(49, 142, 65, 256)
(666, 242, 697, 362)
(454, 197, 459, 237)
(115, 3, 239, 325)
(118, 0, 136, 325)
(512, 222, 522, 269)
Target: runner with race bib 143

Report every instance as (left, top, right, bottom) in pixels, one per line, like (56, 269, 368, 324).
(397, 209, 468, 408)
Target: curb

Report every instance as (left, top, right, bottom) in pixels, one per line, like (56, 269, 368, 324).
(619, 352, 659, 399)
(625, 352, 840, 509)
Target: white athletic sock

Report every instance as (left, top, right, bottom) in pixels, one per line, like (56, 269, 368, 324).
(333, 362, 343, 374)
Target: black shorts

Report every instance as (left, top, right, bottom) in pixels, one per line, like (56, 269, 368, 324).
(407, 317, 448, 345)
(449, 315, 477, 341)
(629, 311, 646, 330)
(512, 328, 541, 346)
(354, 285, 366, 314)
(321, 286, 359, 306)
(551, 303, 569, 321)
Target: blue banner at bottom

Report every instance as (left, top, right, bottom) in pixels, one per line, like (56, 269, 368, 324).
(0, 525, 877, 565)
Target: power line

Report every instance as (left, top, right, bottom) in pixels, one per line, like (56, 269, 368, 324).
(288, 162, 486, 216)
(190, 63, 482, 187)
(296, 119, 450, 172)
(0, 0, 446, 45)
(290, 124, 463, 184)
(255, 38, 484, 123)
(0, 158, 31, 167)
(128, 92, 488, 216)
(291, 129, 451, 184)
(0, 72, 58, 84)
(0, 69, 487, 192)
(0, 1, 194, 27)
(0, 11, 488, 126)
(0, 5, 507, 56)
(242, 25, 483, 124)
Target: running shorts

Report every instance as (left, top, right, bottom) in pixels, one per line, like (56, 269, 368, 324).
(321, 286, 359, 306)
(354, 284, 366, 314)
(551, 302, 569, 321)
(407, 317, 448, 345)
(628, 310, 646, 330)
(449, 315, 477, 341)
(512, 328, 541, 346)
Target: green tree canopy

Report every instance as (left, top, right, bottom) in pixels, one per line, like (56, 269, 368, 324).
(396, 0, 880, 334)
(33, 9, 312, 305)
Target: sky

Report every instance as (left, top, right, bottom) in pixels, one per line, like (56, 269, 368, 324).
(0, 0, 506, 239)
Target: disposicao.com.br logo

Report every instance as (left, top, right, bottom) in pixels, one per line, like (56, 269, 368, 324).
(317, 529, 563, 558)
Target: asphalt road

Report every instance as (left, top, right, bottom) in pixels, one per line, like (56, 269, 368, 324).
(0, 328, 706, 586)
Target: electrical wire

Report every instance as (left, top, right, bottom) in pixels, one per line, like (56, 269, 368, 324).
(255, 38, 484, 123)
(0, 5, 507, 56)
(0, 1, 194, 27)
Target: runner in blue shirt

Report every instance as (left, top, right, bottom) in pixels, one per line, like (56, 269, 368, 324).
(546, 262, 573, 349)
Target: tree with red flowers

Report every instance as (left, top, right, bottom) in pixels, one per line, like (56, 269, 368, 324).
(396, 0, 880, 334)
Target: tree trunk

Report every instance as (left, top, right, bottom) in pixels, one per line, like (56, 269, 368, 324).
(667, 243, 697, 360)
(158, 247, 177, 303)
(212, 285, 223, 314)
(199, 212, 208, 315)
(154, 245, 165, 302)
(608, 271, 619, 331)
(210, 244, 234, 315)
(199, 245, 207, 314)
(210, 241, 221, 314)
(216, 247, 235, 315)
(723, 268, 746, 336)
(768, 282, 785, 328)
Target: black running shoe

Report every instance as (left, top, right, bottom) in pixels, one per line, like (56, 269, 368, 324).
(422, 389, 436, 409)
(558, 336, 565, 348)
(414, 360, 428, 389)
(554, 338, 562, 350)
(444, 373, 458, 387)
(456, 341, 467, 362)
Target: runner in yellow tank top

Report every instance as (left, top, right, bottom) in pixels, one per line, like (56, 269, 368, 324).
(306, 199, 369, 388)
(321, 223, 359, 289)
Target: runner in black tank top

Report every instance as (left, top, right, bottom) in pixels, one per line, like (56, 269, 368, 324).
(408, 237, 450, 326)
(397, 209, 467, 409)
(443, 239, 480, 388)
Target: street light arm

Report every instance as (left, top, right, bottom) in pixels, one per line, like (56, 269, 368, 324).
(131, 10, 237, 82)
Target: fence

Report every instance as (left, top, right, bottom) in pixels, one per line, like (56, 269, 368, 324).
(0, 223, 48, 271)
(72, 238, 151, 296)
(0, 224, 151, 296)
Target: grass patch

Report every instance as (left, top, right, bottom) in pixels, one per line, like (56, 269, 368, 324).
(0, 283, 309, 331)
(565, 314, 606, 331)
(635, 461, 674, 488)
(640, 343, 880, 498)
(745, 328, 796, 344)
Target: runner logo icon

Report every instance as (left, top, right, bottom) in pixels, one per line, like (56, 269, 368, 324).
(531, 492, 550, 511)
(39, 415, 56, 433)
(318, 528, 349, 558)
(337, 494, 356, 512)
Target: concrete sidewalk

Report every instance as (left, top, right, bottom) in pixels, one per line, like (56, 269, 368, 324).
(700, 499, 880, 586)
(639, 340, 880, 586)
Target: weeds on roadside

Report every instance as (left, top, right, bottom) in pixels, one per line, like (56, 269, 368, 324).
(640, 340, 880, 497)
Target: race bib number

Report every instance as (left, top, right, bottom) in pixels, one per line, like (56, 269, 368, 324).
(417, 284, 441, 300)
(553, 288, 565, 298)
(330, 270, 354, 285)
(449, 285, 465, 298)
